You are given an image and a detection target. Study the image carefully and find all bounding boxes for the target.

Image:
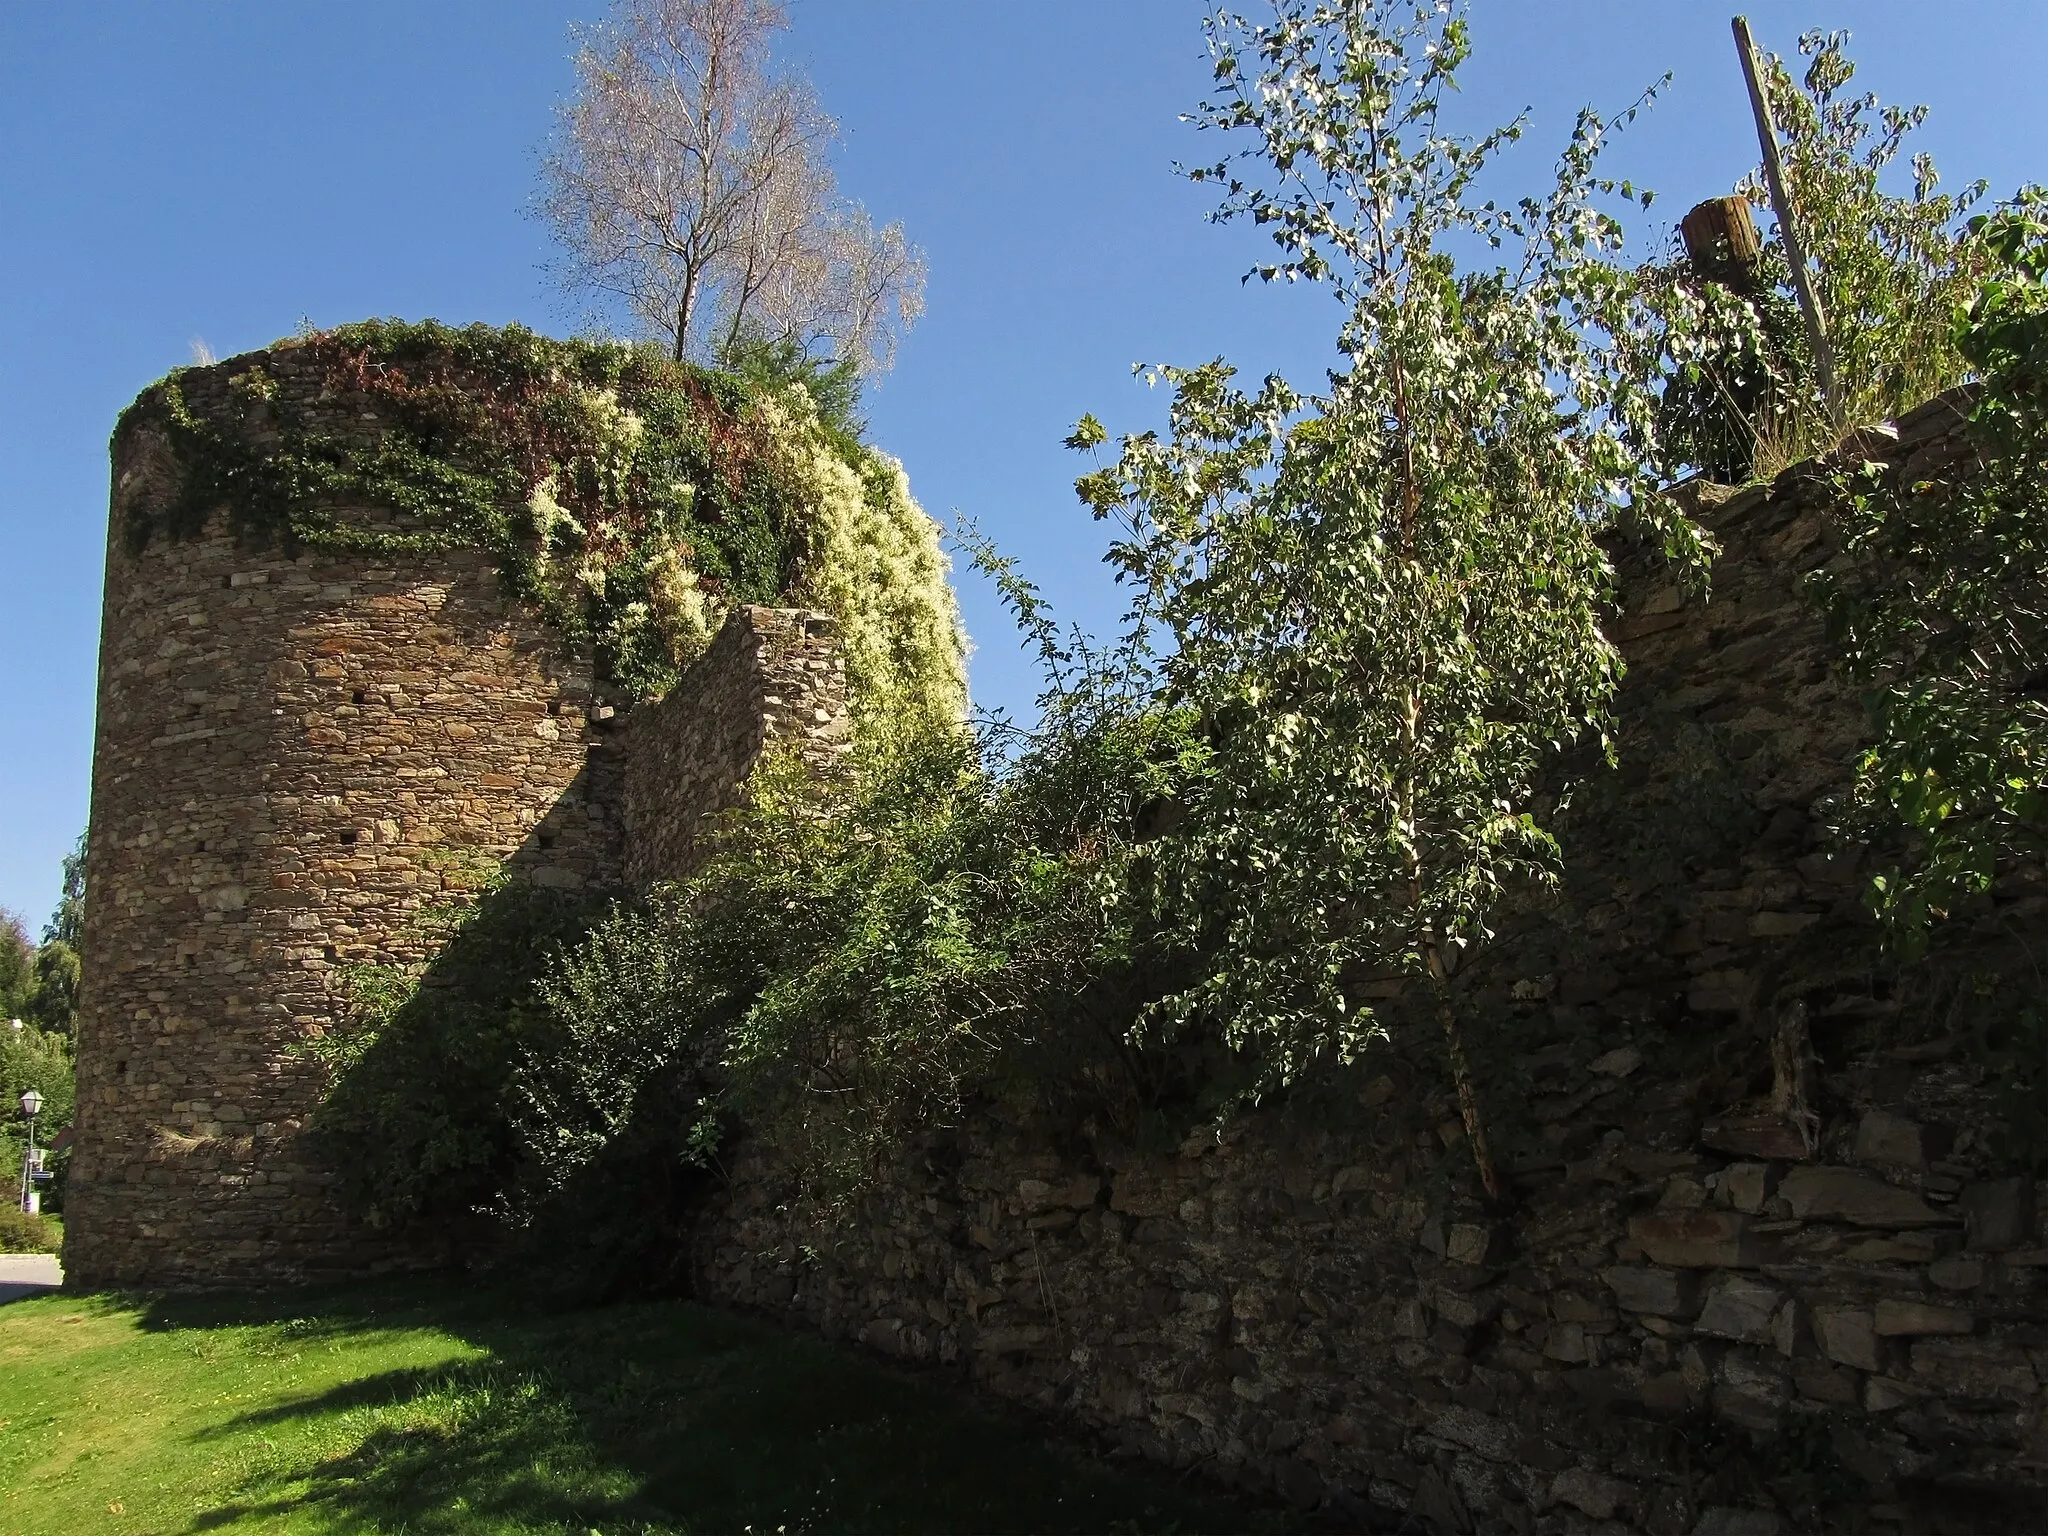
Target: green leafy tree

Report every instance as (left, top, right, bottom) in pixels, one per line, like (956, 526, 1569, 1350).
(1759, 29, 1988, 433)
(1814, 191, 2048, 953)
(1071, 0, 1704, 1198)
(1653, 31, 1987, 482)
(1, 1021, 74, 1213)
(16, 831, 87, 1037)
(44, 831, 85, 950)
(0, 914, 32, 1022)
(22, 944, 80, 1040)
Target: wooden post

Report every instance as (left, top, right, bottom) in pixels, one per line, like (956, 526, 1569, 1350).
(1680, 196, 1763, 288)
(1732, 15, 1842, 425)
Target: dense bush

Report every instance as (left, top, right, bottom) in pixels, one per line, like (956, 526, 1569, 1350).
(1654, 30, 1991, 481)
(0, 1207, 61, 1255)
(1813, 192, 2048, 951)
(527, 688, 1188, 1211)
(309, 876, 610, 1227)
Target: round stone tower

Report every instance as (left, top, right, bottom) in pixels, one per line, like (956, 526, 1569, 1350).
(65, 348, 626, 1287)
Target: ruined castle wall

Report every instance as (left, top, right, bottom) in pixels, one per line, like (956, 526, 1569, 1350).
(66, 354, 625, 1288)
(624, 606, 850, 891)
(689, 395, 2048, 1531)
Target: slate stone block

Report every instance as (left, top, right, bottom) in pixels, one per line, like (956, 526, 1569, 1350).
(1551, 1467, 1634, 1521)
(1629, 1211, 1759, 1268)
(1602, 1265, 1702, 1318)
(1873, 1299, 1973, 1337)
(1696, 1276, 1784, 1343)
(1853, 1111, 1946, 1170)
(1778, 1166, 1953, 1228)
(1700, 1115, 1811, 1161)
(1719, 1162, 1771, 1214)
(1908, 1337, 2039, 1403)
(1811, 1307, 1881, 1372)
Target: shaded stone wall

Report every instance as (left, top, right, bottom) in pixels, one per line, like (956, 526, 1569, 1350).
(67, 353, 627, 1288)
(690, 394, 2048, 1532)
(624, 606, 850, 891)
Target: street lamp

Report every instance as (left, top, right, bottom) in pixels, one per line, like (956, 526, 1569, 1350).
(18, 1089, 43, 1216)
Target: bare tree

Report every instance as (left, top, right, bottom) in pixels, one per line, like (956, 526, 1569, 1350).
(539, 0, 925, 375)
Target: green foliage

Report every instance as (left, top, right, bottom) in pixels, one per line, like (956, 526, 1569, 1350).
(719, 328, 866, 445)
(20, 941, 79, 1039)
(1649, 31, 1990, 482)
(2, 833, 86, 1039)
(1813, 191, 2048, 954)
(1073, 0, 1706, 1194)
(43, 829, 85, 950)
(1649, 246, 1814, 483)
(0, 913, 31, 1021)
(1754, 30, 1989, 434)
(1657, 29, 1991, 481)
(527, 698, 1175, 1215)
(0, 1206, 61, 1253)
(1, 1019, 73, 1212)
(310, 875, 609, 1225)
(120, 319, 963, 714)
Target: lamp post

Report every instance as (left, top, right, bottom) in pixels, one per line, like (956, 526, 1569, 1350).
(18, 1088, 42, 1215)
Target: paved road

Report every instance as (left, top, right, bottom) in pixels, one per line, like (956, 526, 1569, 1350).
(0, 1253, 62, 1304)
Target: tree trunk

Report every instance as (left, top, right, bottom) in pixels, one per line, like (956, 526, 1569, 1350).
(674, 266, 700, 364)
(1424, 941, 1504, 1205)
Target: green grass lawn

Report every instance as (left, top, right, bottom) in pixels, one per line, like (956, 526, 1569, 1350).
(0, 1276, 1280, 1536)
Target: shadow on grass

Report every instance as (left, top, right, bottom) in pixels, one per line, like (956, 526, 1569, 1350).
(131, 1276, 1284, 1536)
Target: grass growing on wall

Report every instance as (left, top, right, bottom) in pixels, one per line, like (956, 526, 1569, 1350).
(0, 1276, 1276, 1536)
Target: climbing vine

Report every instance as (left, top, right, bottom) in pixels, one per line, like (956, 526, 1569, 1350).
(118, 318, 963, 719)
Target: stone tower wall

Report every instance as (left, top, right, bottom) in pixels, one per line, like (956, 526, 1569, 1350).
(65, 354, 626, 1288)
(623, 606, 851, 891)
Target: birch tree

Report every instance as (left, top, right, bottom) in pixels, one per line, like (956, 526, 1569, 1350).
(1072, 0, 1703, 1200)
(539, 0, 924, 374)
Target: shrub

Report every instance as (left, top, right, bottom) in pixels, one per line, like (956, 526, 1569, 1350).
(1812, 191, 2048, 953)
(1655, 30, 1990, 481)
(0, 1207, 60, 1255)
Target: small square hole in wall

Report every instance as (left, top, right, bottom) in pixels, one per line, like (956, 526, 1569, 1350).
(116, 1060, 128, 1077)
(352, 690, 367, 704)
(537, 830, 557, 849)
(195, 840, 207, 853)
(339, 829, 358, 845)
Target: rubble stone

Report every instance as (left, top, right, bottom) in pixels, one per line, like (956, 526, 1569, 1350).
(1696, 1277, 1784, 1343)
(1778, 1167, 1954, 1228)
(1812, 1307, 1882, 1372)
(1874, 1300, 1974, 1337)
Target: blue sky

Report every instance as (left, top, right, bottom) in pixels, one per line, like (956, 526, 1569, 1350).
(3, 1, 2045, 927)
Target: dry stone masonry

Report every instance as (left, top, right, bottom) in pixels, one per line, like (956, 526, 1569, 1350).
(687, 394, 2048, 1533)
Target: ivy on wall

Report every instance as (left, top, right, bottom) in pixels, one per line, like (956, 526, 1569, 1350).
(117, 318, 964, 723)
